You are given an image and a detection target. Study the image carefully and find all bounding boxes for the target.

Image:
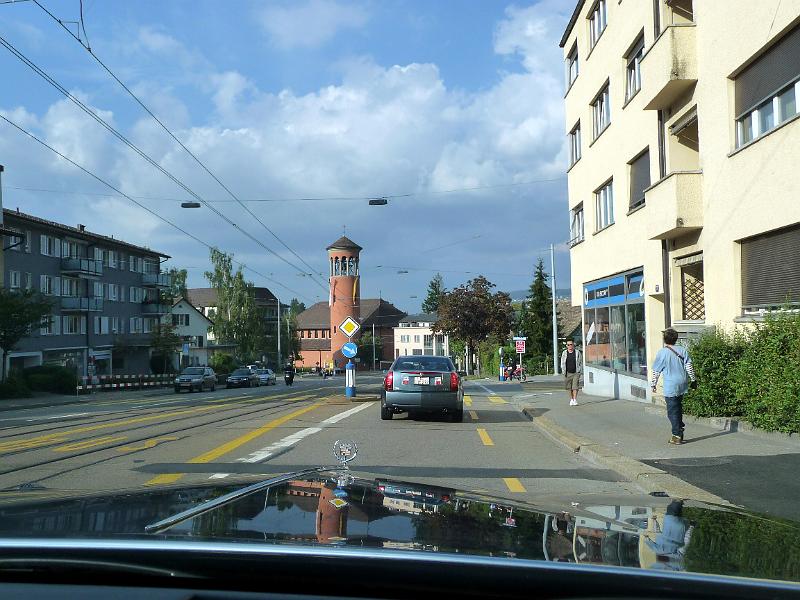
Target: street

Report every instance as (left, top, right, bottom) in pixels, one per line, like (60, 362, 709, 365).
(0, 376, 641, 505)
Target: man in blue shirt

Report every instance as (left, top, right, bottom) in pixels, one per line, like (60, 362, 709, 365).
(651, 328, 697, 445)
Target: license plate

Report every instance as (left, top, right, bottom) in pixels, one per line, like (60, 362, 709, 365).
(414, 377, 430, 385)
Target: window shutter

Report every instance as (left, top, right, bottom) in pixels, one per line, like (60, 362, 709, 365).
(53, 277, 61, 297)
(94, 317, 100, 334)
(52, 315, 59, 335)
(40, 275, 47, 293)
(80, 317, 86, 335)
(741, 224, 800, 308)
(40, 234, 47, 255)
(62, 240, 69, 257)
(629, 150, 651, 208)
(186, 314, 190, 326)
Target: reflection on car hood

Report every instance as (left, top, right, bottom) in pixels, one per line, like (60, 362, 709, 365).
(1, 470, 799, 584)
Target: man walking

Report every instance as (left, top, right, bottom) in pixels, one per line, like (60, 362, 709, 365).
(560, 341, 582, 406)
(651, 328, 697, 445)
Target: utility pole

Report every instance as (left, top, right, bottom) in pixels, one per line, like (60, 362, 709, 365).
(0, 165, 4, 289)
(372, 322, 376, 371)
(550, 244, 558, 374)
(276, 296, 281, 367)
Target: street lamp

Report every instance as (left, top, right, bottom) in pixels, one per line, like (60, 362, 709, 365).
(181, 201, 201, 208)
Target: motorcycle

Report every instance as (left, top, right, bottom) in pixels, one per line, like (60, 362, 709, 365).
(507, 366, 527, 382)
(284, 371, 295, 386)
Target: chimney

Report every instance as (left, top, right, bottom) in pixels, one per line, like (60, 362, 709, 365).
(78, 224, 86, 232)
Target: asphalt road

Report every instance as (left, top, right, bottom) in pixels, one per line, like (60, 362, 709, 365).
(0, 376, 643, 506)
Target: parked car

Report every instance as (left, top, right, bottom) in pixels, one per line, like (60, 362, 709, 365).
(255, 368, 277, 386)
(226, 368, 260, 388)
(381, 355, 463, 422)
(174, 367, 217, 393)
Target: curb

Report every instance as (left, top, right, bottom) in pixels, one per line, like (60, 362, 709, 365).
(521, 406, 731, 506)
(0, 389, 174, 413)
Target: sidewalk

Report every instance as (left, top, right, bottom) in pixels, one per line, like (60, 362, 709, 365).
(0, 386, 173, 413)
(511, 376, 800, 509)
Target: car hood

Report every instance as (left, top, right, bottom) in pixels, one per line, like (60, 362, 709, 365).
(1, 469, 799, 583)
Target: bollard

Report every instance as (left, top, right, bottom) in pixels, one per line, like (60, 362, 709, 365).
(345, 360, 356, 398)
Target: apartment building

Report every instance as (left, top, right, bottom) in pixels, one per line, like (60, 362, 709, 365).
(3, 209, 172, 377)
(394, 313, 449, 358)
(561, 0, 800, 401)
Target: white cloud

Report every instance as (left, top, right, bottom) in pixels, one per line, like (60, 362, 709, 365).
(258, 0, 369, 49)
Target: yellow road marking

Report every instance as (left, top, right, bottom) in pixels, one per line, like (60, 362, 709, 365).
(464, 396, 472, 407)
(476, 428, 494, 446)
(503, 477, 526, 493)
(488, 396, 507, 404)
(54, 435, 128, 452)
(145, 402, 324, 486)
(118, 437, 179, 452)
(468, 410, 479, 421)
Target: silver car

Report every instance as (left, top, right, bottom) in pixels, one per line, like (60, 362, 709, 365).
(255, 368, 277, 386)
(381, 355, 463, 422)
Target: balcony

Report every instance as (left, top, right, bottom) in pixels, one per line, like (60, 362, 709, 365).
(141, 301, 170, 315)
(142, 272, 172, 288)
(645, 171, 703, 240)
(61, 297, 104, 312)
(641, 25, 697, 110)
(61, 257, 103, 278)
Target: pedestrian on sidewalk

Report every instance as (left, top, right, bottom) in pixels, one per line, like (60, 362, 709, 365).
(560, 341, 583, 406)
(650, 328, 697, 445)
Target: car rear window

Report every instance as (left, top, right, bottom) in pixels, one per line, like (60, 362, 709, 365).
(182, 367, 204, 375)
(393, 357, 453, 371)
(232, 369, 251, 376)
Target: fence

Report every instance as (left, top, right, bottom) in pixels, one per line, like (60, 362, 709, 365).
(76, 373, 175, 394)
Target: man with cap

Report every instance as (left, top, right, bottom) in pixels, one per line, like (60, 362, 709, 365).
(650, 328, 697, 444)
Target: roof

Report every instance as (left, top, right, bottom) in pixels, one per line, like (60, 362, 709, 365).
(299, 338, 332, 351)
(399, 312, 438, 325)
(186, 287, 278, 308)
(3, 208, 170, 258)
(559, 1, 586, 48)
(557, 300, 583, 337)
(295, 299, 406, 330)
(172, 296, 214, 325)
(326, 236, 362, 251)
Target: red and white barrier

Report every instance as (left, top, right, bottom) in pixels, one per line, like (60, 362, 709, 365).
(76, 374, 175, 394)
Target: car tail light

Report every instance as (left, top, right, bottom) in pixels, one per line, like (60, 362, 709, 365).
(384, 371, 394, 391)
(450, 371, 459, 390)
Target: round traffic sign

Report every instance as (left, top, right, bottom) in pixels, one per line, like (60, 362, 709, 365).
(342, 342, 358, 358)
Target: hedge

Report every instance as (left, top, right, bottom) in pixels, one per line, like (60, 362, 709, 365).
(22, 365, 77, 395)
(0, 376, 31, 399)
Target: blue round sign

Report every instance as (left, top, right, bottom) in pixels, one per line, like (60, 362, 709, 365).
(342, 342, 358, 358)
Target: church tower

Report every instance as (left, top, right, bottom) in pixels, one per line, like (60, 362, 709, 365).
(327, 236, 362, 368)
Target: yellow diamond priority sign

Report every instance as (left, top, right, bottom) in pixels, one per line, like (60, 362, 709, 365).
(339, 316, 360, 338)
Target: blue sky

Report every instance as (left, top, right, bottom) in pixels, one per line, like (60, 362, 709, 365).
(0, 0, 573, 310)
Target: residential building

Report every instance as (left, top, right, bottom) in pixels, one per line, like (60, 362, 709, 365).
(2, 208, 171, 377)
(560, 0, 800, 401)
(166, 297, 213, 368)
(393, 313, 450, 358)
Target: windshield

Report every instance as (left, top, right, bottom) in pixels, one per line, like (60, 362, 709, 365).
(1, 0, 799, 589)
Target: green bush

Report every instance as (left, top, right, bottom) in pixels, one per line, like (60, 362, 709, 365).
(0, 375, 32, 399)
(22, 365, 77, 394)
(210, 353, 237, 375)
(684, 328, 747, 417)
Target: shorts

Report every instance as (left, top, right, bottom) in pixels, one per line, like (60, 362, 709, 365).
(564, 372, 583, 391)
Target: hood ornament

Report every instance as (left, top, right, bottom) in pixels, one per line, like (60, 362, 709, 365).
(332, 439, 358, 468)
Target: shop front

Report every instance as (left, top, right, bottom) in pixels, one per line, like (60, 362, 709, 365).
(582, 269, 650, 401)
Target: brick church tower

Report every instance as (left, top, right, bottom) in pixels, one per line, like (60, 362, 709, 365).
(327, 236, 362, 368)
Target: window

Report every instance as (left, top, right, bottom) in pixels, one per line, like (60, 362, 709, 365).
(413, 335, 420, 343)
(592, 84, 611, 138)
(62, 240, 81, 258)
(172, 314, 190, 327)
(9, 270, 20, 289)
(24, 273, 32, 290)
(678, 257, 705, 320)
(129, 287, 144, 303)
(628, 149, 651, 210)
(412, 349, 423, 356)
(110, 317, 121, 334)
(94, 316, 110, 335)
(7, 229, 28, 252)
(569, 203, 585, 246)
(143, 318, 157, 334)
(41, 314, 60, 336)
(741, 224, 800, 313)
(129, 317, 144, 334)
(63, 316, 86, 335)
(40, 234, 61, 257)
(314, 330, 319, 338)
(625, 36, 644, 101)
(129, 256, 143, 273)
(588, 0, 607, 49)
(40, 275, 60, 296)
(93, 281, 106, 299)
(568, 123, 581, 166)
(400, 334, 410, 343)
(61, 277, 79, 297)
(565, 43, 579, 89)
(595, 180, 614, 231)
(735, 24, 800, 148)
(108, 284, 119, 301)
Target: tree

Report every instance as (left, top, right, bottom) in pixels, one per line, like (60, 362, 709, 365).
(205, 248, 270, 363)
(434, 276, 513, 375)
(357, 331, 383, 369)
(422, 273, 445, 314)
(0, 289, 53, 382)
(167, 267, 188, 299)
(519, 259, 553, 359)
(150, 321, 182, 373)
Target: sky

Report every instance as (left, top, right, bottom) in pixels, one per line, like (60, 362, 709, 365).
(0, 0, 574, 312)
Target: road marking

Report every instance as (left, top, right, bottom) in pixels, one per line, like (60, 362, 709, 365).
(54, 435, 128, 452)
(488, 396, 507, 404)
(503, 477, 526, 493)
(468, 410, 479, 421)
(475, 383, 497, 396)
(476, 428, 494, 446)
(145, 402, 324, 486)
(464, 395, 472, 407)
(118, 436, 179, 452)
(209, 402, 373, 480)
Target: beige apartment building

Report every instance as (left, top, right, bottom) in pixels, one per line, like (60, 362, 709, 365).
(561, 0, 800, 401)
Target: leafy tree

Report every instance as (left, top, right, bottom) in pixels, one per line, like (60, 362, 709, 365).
(519, 259, 553, 360)
(205, 248, 270, 363)
(209, 352, 237, 374)
(150, 321, 183, 373)
(166, 267, 188, 299)
(0, 289, 53, 381)
(422, 273, 445, 314)
(434, 276, 513, 374)
(356, 331, 383, 369)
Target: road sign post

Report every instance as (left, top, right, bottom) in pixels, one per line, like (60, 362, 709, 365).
(513, 337, 526, 381)
(339, 317, 360, 398)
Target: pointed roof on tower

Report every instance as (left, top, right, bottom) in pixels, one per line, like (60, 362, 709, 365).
(326, 236, 362, 251)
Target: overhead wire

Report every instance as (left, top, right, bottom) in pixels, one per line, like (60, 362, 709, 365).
(0, 113, 312, 302)
(32, 0, 326, 288)
(0, 32, 328, 293)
